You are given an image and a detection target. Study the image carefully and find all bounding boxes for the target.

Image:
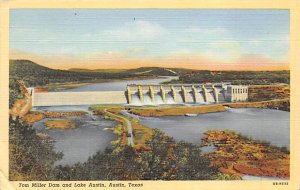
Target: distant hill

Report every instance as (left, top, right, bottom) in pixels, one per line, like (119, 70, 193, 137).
(69, 67, 192, 76)
(68, 68, 127, 73)
(10, 60, 191, 87)
(122, 67, 194, 76)
(9, 60, 134, 86)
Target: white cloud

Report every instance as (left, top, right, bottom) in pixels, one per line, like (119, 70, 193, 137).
(274, 34, 289, 47)
(106, 20, 166, 41)
(185, 26, 228, 35)
(206, 42, 241, 61)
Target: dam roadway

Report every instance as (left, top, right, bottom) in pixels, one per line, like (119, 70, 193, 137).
(32, 91, 127, 107)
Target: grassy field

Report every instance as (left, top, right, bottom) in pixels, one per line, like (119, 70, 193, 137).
(127, 104, 227, 117)
(22, 111, 87, 124)
(131, 119, 153, 150)
(44, 119, 76, 129)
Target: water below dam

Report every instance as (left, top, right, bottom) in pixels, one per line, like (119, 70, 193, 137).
(139, 108, 290, 149)
(32, 105, 117, 166)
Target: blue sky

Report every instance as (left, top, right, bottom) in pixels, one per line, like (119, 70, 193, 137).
(10, 9, 289, 70)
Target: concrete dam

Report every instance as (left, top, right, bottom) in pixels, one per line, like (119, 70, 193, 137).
(28, 83, 248, 107)
(126, 83, 248, 105)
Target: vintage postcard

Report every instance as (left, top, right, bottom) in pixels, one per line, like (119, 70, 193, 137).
(0, 0, 300, 190)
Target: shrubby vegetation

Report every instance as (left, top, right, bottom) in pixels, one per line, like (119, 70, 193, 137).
(9, 80, 66, 180)
(203, 130, 290, 178)
(9, 117, 62, 180)
(9, 79, 21, 108)
(248, 85, 290, 102)
(178, 70, 289, 85)
(216, 173, 242, 180)
(50, 129, 218, 180)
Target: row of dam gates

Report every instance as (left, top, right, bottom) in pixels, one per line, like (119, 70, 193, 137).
(126, 83, 248, 105)
(28, 83, 248, 107)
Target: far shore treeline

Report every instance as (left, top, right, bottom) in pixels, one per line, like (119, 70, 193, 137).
(10, 59, 289, 87)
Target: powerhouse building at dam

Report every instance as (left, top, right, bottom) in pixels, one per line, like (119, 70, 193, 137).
(28, 83, 248, 107)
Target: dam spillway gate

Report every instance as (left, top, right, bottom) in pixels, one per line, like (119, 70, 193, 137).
(126, 83, 248, 105)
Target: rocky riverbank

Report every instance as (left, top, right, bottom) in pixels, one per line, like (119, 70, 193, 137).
(9, 80, 32, 119)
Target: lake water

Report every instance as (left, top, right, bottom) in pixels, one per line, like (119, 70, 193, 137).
(54, 76, 178, 92)
(242, 175, 287, 180)
(32, 105, 117, 166)
(139, 108, 290, 149)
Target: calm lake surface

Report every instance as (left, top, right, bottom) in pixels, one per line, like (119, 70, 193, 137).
(139, 108, 290, 149)
(55, 76, 178, 92)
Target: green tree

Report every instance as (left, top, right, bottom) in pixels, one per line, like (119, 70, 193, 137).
(9, 79, 21, 108)
(9, 117, 62, 180)
(139, 129, 218, 180)
(215, 173, 242, 180)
